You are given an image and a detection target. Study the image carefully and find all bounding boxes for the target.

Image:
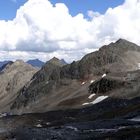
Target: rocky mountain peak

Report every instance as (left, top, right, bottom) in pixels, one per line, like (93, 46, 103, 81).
(49, 57, 60, 61)
(99, 38, 139, 52)
(110, 38, 139, 51)
(14, 60, 25, 65)
(1, 60, 37, 75)
(116, 38, 128, 43)
(47, 57, 65, 67)
(116, 38, 137, 47)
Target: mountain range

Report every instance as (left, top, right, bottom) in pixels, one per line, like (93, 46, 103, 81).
(26, 58, 67, 68)
(0, 61, 10, 67)
(0, 39, 140, 139)
(26, 59, 45, 68)
(10, 39, 140, 114)
(0, 59, 67, 69)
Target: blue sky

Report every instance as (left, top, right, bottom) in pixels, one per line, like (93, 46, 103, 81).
(51, 0, 124, 16)
(0, 0, 124, 20)
(0, 0, 27, 20)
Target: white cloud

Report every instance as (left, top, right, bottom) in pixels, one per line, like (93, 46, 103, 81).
(87, 10, 101, 19)
(0, 0, 140, 62)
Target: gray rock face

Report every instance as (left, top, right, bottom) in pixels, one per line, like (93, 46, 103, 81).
(0, 60, 38, 113)
(11, 58, 65, 112)
(78, 39, 140, 78)
(11, 39, 140, 114)
(89, 77, 124, 94)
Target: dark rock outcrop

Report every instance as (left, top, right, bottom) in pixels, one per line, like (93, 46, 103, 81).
(89, 70, 140, 99)
(89, 77, 125, 94)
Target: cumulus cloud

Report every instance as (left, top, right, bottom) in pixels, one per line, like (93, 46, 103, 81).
(0, 0, 140, 62)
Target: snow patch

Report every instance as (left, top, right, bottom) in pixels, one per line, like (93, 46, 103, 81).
(102, 74, 106, 78)
(82, 102, 90, 106)
(82, 96, 108, 106)
(0, 113, 8, 118)
(46, 122, 51, 125)
(91, 96, 108, 104)
(90, 80, 95, 83)
(66, 126, 78, 131)
(36, 124, 42, 128)
(129, 116, 140, 122)
(138, 63, 140, 69)
(88, 93, 96, 99)
(81, 82, 86, 85)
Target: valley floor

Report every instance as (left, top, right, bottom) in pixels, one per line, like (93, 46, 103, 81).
(0, 97, 140, 140)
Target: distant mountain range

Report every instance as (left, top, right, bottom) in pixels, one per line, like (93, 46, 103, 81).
(0, 59, 67, 69)
(0, 61, 11, 68)
(26, 59, 45, 68)
(26, 58, 67, 68)
(0, 61, 13, 71)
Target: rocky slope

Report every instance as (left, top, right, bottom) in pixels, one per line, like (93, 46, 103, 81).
(0, 60, 38, 113)
(11, 39, 140, 114)
(0, 96, 140, 139)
